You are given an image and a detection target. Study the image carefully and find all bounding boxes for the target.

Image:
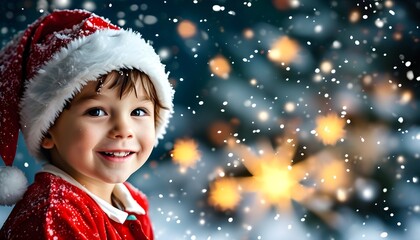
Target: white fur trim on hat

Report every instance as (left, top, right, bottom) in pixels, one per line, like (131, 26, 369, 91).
(20, 29, 174, 160)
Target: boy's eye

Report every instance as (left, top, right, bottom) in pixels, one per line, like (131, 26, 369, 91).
(132, 108, 146, 116)
(87, 108, 106, 117)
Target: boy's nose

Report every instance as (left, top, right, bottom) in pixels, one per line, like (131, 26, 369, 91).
(109, 116, 134, 139)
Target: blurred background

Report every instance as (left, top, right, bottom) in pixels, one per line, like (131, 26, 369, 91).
(1, 0, 420, 239)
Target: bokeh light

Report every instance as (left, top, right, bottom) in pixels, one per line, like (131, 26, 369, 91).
(177, 19, 197, 39)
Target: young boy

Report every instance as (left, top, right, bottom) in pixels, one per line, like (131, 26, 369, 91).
(0, 9, 174, 239)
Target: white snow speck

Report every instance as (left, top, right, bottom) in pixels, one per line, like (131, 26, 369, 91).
(375, 18, 385, 28)
(212, 5, 225, 12)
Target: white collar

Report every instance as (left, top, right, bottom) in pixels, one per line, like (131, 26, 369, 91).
(40, 164, 145, 224)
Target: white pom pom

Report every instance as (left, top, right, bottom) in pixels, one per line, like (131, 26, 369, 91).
(0, 166, 28, 206)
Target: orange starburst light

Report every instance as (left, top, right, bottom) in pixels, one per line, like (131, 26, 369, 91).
(171, 138, 201, 168)
(208, 178, 242, 211)
(315, 113, 346, 145)
(230, 138, 312, 212)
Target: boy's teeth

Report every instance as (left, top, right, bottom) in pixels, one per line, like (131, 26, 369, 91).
(104, 152, 130, 157)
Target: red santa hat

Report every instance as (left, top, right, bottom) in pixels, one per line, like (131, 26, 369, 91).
(0, 9, 174, 205)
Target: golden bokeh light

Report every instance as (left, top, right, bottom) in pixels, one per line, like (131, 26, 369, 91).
(208, 178, 242, 211)
(177, 20, 197, 38)
(393, 31, 403, 41)
(243, 28, 254, 39)
(268, 36, 300, 65)
(349, 10, 361, 23)
(209, 55, 231, 79)
(258, 111, 269, 122)
(284, 101, 296, 112)
(400, 90, 412, 104)
(385, 0, 394, 8)
(315, 113, 346, 145)
(247, 162, 295, 206)
(171, 138, 201, 168)
(320, 61, 333, 73)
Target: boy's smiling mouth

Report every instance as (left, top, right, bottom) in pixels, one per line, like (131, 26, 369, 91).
(100, 151, 134, 158)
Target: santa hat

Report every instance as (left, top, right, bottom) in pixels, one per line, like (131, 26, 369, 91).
(0, 9, 174, 205)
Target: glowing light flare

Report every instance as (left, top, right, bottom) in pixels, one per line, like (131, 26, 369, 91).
(393, 31, 403, 41)
(320, 61, 333, 73)
(349, 10, 361, 23)
(258, 111, 269, 122)
(362, 75, 373, 85)
(208, 178, 242, 211)
(336, 188, 349, 202)
(177, 20, 197, 38)
(399, 90, 412, 104)
(227, 138, 313, 212)
(237, 163, 303, 210)
(385, 0, 394, 8)
(315, 113, 346, 145)
(209, 55, 231, 79)
(250, 78, 258, 86)
(171, 138, 201, 168)
(284, 102, 296, 112)
(243, 28, 254, 39)
(214, 134, 353, 223)
(268, 36, 300, 65)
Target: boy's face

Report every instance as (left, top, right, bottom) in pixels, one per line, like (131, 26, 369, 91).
(42, 78, 155, 187)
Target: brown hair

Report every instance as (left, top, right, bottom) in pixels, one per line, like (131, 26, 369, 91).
(97, 68, 166, 126)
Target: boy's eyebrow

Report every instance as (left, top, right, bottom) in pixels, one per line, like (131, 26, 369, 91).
(71, 92, 102, 105)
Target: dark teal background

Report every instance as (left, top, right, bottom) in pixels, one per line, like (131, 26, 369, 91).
(1, 0, 420, 239)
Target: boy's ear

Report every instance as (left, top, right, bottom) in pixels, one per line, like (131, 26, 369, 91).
(41, 133, 54, 149)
